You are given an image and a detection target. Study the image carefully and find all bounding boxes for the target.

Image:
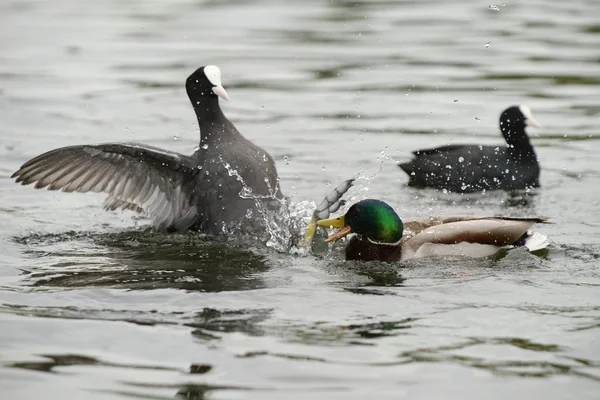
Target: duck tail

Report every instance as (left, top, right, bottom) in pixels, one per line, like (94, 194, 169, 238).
(513, 229, 550, 252)
(398, 162, 413, 175)
(523, 231, 550, 252)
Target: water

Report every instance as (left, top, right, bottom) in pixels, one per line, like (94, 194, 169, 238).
(1, 0, 600, 398)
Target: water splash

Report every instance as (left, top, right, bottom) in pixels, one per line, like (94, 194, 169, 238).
(296, 178, 356, 254)
(217, 156, 305, 252)
(355, 148, 397, 184)
(215, 155, 358, 253)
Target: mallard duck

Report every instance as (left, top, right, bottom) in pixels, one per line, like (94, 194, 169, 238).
(316, 199, 548, 262)
(11, 65, 283, 234)
(398, 105, 542, 192)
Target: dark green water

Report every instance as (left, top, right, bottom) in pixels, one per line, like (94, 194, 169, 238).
(1, 0, 599, 398)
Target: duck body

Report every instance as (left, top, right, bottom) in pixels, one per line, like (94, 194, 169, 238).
(12, 65, 282, 235)
(398, 105, 542, 193)
(317, 199, 548, 262)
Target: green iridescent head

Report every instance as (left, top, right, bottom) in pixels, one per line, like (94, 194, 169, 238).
(318, 199, 404, 244)
(345, 199, 404, 243)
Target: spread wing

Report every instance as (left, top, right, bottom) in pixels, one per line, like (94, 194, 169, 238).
(12, 143, 201, 230)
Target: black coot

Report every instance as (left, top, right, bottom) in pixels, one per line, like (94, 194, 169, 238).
(398, 105, 541, 193)
(12, 65, 283, 234)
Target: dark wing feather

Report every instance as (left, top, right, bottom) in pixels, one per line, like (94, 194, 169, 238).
(12, 143, 200, 230)
(411, 144, 470, 156)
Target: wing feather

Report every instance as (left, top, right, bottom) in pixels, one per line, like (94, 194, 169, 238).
(79, 163, 111, 193)
(12, 143, 200, 230)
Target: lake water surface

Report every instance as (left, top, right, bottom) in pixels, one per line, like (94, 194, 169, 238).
(1, 0, 600, 398)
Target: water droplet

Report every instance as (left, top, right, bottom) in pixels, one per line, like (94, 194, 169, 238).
(262, 154, 268, 162)
(454, 99, 458, 103)
(489, 4, 500, 11)
(484, 42, 491, 48)
(283, 155, 290, 166)
(321, 166, 326, 171)
(240, 187, 253, 198)
(202, 144, 208, 149)
(261, 105, 265, 109)
(173, 135, 179, 141)
(197, 165, 203, 170)
(458, 156, 464, 163)
(475, 117, 481, 122)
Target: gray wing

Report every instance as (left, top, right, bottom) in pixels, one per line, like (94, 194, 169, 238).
(12, 143, 201, 230)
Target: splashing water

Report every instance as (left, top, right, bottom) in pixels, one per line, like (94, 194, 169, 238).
(216, 155, 359, 253)
(296, 178, 357, 254)
(354, 148, 399, 187)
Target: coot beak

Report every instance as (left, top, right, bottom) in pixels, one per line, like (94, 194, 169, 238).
(525, 116, 542, 128)
(317, 215, 352, 243)
(212, 85, 229, 101)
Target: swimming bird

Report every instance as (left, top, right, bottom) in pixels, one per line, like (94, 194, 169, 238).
(398, 105, 542, 193)
(317, 199, 548, 262)
(11, 65, 283, 234)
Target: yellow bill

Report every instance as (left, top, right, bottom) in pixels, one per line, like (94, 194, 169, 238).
(316, 215, 352, 243)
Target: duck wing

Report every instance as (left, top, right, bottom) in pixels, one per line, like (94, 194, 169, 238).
(12, 143, 201, 230)
(404, 215, 548, 236)
(402, 217, 547, 259)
